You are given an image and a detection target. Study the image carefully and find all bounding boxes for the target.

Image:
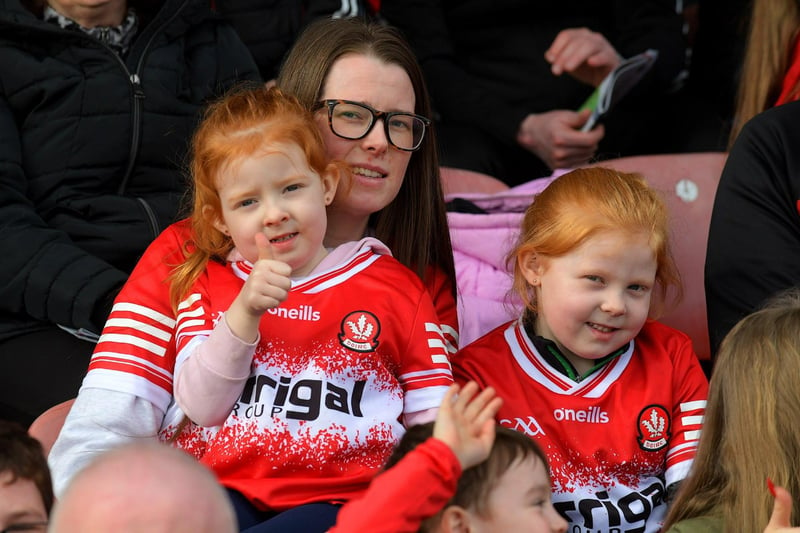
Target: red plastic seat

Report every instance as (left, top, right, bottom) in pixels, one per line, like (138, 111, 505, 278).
(592, 152, 727, 363)
(28, 398, 75, 456)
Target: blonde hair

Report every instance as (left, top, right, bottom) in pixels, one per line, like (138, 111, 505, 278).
(510, 167, 681, 318)
(169, 85, 347, 309)
(663, 288, 800, 532)
(730, 0, 800, 145)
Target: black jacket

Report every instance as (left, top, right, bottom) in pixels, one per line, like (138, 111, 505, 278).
(381, 0, 686, 150)
(705, 100, 800, 355)
(215, 0, 374, 81)
(0, 0, 260, 340)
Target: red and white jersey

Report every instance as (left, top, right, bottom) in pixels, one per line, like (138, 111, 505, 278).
(84, 221, 457, 423)
(83, 220, 457, 437)
(179, 239, 453, 509)
(453, 319, 708, 533)
(86, 221, 453, 510)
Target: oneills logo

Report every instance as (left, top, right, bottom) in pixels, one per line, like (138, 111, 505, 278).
(338, 311, 380, 352)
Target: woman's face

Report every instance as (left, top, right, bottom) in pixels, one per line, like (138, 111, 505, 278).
(317, 53, 415, 224)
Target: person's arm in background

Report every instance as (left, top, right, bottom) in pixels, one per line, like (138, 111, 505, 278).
(522, 0, 686, 168)
(380, 0, 604, 171)
(0, 97, 127, 335)
(47, 222, 192, 496)
(612, 0, 686, 92)
(379, 0, 532, 152)
(705, 101, 800, 355)
(329, 383, 502, 533)
(48, 390, 165, 498)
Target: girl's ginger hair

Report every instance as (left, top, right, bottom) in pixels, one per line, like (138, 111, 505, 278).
(730, 0, 800, 145)
(169, 85, 347, 309)
(277, 17, 456, 298)
(510, 167, 681, 318)
(662, 288, 800, 532)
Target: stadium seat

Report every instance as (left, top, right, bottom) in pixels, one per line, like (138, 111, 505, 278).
(28, 398, 74, 456)
(592, 152, 727, 365)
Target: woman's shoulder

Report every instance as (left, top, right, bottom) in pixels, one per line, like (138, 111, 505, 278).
(665, 515, 723, 533)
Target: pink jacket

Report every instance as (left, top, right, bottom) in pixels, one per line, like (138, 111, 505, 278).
(447, 175, 561, 346)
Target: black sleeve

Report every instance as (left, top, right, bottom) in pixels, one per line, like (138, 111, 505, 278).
(0, 97, 128, 333)
(381, 0, 685, 146)
(612, 0, 687, 91)
(705, 101, 800, 354)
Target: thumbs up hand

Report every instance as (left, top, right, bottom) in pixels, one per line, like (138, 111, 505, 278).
(243, 232, 292, 313)
(226, 232, 292, 343)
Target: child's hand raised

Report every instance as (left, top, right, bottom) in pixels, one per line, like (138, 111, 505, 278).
(241, 232, 292, 314)
(433, 381, 503, 471)
(226, 232, 292, 342)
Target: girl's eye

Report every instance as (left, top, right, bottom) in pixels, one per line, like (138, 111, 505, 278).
(238, 198, 256, 208)
(585, 275, 603, 283)
(284, 183, 301, 193)
(628, 284, 650, 293)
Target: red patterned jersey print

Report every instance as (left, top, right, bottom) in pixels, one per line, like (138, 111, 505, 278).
(172, 241, 453, 511)
(83, 221, 458, 463)
(453, 319, 708, 533)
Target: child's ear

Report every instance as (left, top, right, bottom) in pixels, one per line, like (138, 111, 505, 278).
(321, 164, 340, 206)
(518, 249, 544, 287)
(439, 506, 473, 533)
(204, 205, 229, 236)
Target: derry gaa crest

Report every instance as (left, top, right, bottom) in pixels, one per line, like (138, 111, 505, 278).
(637, 404, 670, 451)
(338, 311, 381, 352)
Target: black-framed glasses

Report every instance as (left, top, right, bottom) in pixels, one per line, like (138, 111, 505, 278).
(315, 99, 430, 152)
(1, 522, 48, 533)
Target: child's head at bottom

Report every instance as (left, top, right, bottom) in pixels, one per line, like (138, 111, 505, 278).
(390, 423, 567, 533)
(509, 167, 681, 372)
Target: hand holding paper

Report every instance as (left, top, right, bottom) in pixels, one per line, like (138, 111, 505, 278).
(578, 49, 659, 132)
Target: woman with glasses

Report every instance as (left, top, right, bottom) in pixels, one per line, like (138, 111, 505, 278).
(49, 18, 458, 528)
(278, 17, 457, 355)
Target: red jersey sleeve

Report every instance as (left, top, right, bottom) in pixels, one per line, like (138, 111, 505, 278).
(395, 266, 455, 414)
(328, 438, 460, 533)
(424, 265, 459, 353)
(664, 331, 709, 486)
(84, 220, 191, 411)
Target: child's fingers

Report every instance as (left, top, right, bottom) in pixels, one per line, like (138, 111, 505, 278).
(767, 483, 794, 530)
(441, 383, 460, 409)
(255, 232, 274, 262)
(462, 385, 498, 419)
(479, 396, 503, 424)
(451, 381, 480, 411)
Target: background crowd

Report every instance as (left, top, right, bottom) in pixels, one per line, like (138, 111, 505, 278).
(2, 0, 800, 530)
